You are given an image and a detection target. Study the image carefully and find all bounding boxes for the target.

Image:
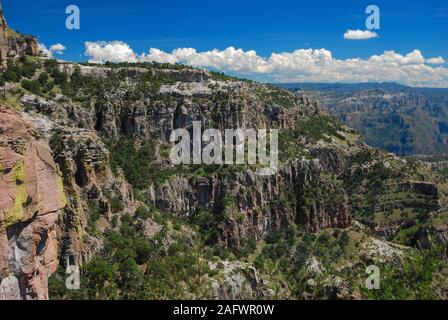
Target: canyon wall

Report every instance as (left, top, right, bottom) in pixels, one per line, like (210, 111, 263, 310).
(0, 106, 66, 299)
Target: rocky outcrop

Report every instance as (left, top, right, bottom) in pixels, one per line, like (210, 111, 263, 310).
(0, 9, 39, 68)
(162, 68, 212, 82)
(0, 106, 66, 300)
(1, 106, 135, 279)
(95, 84, 306, 141)
(415, 210, 448, 256)
(8, 34, 39, 57)
(58, 64, 212, 82)
(209, 260, 278, 299)
(51, 128, 134, 266)
(17, 73, 310, 143)
(154, 159, 351, 248)
(0, 9, 8, 68)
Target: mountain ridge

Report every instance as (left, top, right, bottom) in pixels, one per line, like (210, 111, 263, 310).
(275, 82, 448, 93)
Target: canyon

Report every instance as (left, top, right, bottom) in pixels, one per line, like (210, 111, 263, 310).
(278, 83, 448, 157)
(1, 10, 448, 300)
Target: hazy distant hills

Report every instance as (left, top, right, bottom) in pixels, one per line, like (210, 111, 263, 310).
(277, 82, 448, 93)
(277, 83, 448, 156)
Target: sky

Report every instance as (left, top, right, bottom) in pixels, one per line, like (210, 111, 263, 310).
(2, 0, 448, 86)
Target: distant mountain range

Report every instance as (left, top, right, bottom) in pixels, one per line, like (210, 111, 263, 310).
(276, 82, 448, 93)
(276, 83, 448, 156)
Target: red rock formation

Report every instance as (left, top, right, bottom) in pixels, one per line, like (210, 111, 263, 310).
(0, 8, 8, 68)
(0, 106, 66, 300)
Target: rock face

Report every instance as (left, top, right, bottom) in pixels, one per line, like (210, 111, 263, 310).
(0, 106, 66, 300)
(18, 72, 353, 247)
(0, 9, 8, 68)
(51, 128, 135, 266)
(155, 159, 351, 248)
(0, 9, 39, 68)
(8, 34, 39, 57)
(19, 106, 136, 268)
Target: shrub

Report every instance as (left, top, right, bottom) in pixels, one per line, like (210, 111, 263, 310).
(106, 138, 177, 189)
(50, 68, 68, 87)
(38, 72, 50, 85)
(135, 206, 151, 220)
(20, 64, 37, 78)
(21, 79, 41, 95)
(134, 240, 152, 264)
(109, 196, 125, 213)
(3, 69, 19, 82)
(44, 59, 59, 69)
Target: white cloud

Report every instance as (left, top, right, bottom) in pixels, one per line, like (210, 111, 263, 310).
(49, 43, 66, 55)
(140, 48, 178, 64)
(369, 50, 425, 65)
(83, 41, 448, 88)
(344, 29, 378, 40)
(140, 47, 271, 73)
(426, 56, 445, 65)
(39, 43, 67, 57)
(85, 41, 138, 63)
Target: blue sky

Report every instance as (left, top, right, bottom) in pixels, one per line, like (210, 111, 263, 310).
(3, 0, 448, 86)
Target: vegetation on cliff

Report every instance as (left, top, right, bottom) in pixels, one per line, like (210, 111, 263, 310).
(2, 56, 448, 300)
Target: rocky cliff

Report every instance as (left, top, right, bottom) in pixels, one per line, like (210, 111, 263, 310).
(0, 9, 8, 68)
(0, 106, 66, 300)
(0, 9, 39, 69)
(155, 158, 351, 248)
(17, 64, 355, 247)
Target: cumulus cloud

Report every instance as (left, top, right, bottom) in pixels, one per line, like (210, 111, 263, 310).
(140, 48, 179, 64)
(426, 56, 446, 65)
(141, 47, 271, 73)
(344, 29, 378, 40)
(85, 41, 138, 63)
(369, 50, 425, 65)
(84, 41, 448, 87)
(39, 43, 67, 57)
(49, 43, 66, 55)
